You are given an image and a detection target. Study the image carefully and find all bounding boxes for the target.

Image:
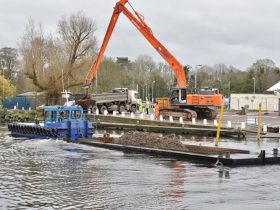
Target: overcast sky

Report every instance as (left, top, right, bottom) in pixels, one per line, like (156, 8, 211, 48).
(0, 0, 280, 69)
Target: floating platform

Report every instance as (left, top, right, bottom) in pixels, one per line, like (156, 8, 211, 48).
(79, 138, 280, 167)
(94, 121, 246, 138)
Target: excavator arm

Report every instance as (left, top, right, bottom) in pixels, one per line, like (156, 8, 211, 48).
(84, 0, 128, 87)
(84, 0, 187, 88)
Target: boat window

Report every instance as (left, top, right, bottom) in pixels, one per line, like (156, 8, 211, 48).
(64, 110, 69, 119)
(71, 110, 81, 119)
(51, 111, 57, 122)
(45, 111, 57, 122)
(45, 111, 51, 121)
(59, 110, 69, 121)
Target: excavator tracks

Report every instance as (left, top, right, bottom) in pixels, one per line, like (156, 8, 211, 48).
(159, 107, 218, 121)
(159, 108, 197, 121)
(195, 108, 217, 120)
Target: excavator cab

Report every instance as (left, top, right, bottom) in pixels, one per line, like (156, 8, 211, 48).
(170, 87, 187, 105)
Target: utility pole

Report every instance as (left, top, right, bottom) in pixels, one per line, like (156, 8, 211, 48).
(253, 77, 256, 94)
(151, 81, 155, 103)
(195, 65, 202, 92)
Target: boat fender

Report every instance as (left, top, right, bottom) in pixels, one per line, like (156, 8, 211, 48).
(22, 125, 26, 133)
(25, 125, 30, 134)
(46, 129, 52, 136)
(15, 124, 19, 132)
(12, 124, 16, 132)
(27, 126, 32, 134)
(42, 128, 48, 136)
(35, 126, 40, 135)
(24, 125, 29, 134)
(32, 126, 37, 134)
(39, 127, 45, 136)
(27, 126, 31, 134)
(51, 128, 58, 136)
(21, 125, 24, 133)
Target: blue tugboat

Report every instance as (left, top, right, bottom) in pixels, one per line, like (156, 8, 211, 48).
(8, 106, 93, 141)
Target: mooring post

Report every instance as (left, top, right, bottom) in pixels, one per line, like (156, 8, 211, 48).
(226, 152, 231, 159)
(263, 125, 267, 133)
(159, 115, 163, 121)
(203, 119, 207, 125)
(219, 169, 223, 178)
(258, 150, 266, 165)
(278, 98, 280, 116)
(96, 109, 99, 115)
(136, 120, 139, 130)
(241, 122, 246, 129)
(273, 148, 278, 157)
(192, 118, 196, 125)
(179, 117, 183, 124)
(257, 103, 262, 146)
(169, 116, 173, 122)
(215, 105, 224, 146)
(227, 121, 231, 128)
(214, 120, 218, 127)
(225, 170, 230, 178)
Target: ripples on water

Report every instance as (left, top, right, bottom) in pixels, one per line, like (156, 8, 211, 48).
(1, 129, 280, 209)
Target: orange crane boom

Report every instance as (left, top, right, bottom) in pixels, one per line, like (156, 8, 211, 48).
(84, 0, 187, 88)
(82, 0, 222, 120)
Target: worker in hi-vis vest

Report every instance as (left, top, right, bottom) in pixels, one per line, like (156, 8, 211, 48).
(145, 98, 150, 114)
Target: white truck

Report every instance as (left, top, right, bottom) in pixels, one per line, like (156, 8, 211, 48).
(75, 88, 140, 114)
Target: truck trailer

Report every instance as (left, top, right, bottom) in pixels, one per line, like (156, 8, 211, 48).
(75, 88, 139, 114)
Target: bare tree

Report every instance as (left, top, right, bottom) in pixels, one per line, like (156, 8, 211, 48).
(58, 11, 97, 90)
(20, 13, 97, 104)
(0, 47, 18, 83)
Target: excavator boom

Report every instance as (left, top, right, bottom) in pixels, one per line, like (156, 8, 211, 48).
(82, 0, 222, 120)
(84, 0, 187, 88)
(84, 0, 128, 87)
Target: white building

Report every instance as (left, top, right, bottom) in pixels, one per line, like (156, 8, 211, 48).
(230, 82, 280, 111)
(230, 93, 280, 111)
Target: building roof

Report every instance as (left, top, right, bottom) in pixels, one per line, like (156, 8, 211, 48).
(17, 91, 45, 97)
(267, 81, 280, 91)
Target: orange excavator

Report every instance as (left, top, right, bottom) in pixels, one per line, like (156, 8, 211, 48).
(83, 0, 222, 120)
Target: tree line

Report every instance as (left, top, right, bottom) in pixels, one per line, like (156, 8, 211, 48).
(1, 12, 280, 104)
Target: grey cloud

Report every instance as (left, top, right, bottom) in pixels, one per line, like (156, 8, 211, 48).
(0, 0, 279, 69)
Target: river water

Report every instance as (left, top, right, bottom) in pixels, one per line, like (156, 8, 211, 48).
(1, 127, 280, 210)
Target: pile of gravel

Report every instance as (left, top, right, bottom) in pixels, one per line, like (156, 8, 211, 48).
(114, 131, 249, 155)
(114, 131, 187, 151)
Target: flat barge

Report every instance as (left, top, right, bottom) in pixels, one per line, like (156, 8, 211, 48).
(94, 121, 246, 138)
(79, 138, 280, 167)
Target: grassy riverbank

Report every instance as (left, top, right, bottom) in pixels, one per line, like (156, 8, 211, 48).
(0, 109, 41, 123)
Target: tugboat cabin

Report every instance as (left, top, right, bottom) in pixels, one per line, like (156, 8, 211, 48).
(8, 105, 93, 141)
(43, 106, 93, 141)
(44, 106, 83, 124)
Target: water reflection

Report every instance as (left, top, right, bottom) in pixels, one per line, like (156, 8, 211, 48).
(160, 161, 186, 204)
(1, 130, 280, 209)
